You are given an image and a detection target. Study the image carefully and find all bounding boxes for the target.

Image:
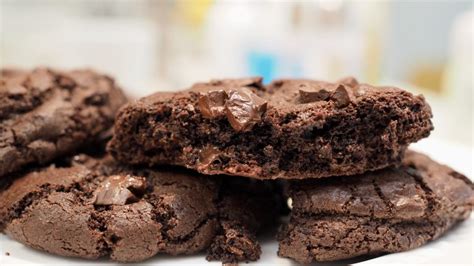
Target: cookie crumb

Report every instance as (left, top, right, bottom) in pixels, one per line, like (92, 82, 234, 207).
(5, 252, 10, 256)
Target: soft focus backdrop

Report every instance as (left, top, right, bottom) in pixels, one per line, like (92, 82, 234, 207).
(0, 0, 472, 146)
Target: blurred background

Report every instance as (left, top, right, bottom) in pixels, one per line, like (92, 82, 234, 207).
(0, 0, 472, 146)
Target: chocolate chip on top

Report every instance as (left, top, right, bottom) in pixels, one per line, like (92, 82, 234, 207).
(198, 87, 268, 132)
(94, 175, 147, 206)
(298, 82, 355, 107)
(198, 90, 228, 119)
(225, 88, 268, 132)
(330, 84, 355, 108)
(298, 87, 330, 103)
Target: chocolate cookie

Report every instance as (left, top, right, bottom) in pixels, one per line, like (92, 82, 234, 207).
(0, 68, 127, 177)
(0, 155, 281, 263)
(108, 77, 432, 180)
(278, 151, 474, 263)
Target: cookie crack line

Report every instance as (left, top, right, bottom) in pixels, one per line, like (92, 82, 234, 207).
(371, 178, 396, 217)
(161, 214, 217, 245)
(2, 184, 64, 230)
(404, 167, 437, 218)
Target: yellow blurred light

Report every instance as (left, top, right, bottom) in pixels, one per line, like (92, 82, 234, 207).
(176, 0, 213, 27)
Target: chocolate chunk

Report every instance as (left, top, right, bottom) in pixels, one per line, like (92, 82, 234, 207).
(94, 175, 146, 206)
(330, 84, 354, 107)
(298, 89, 331, 103)
(298, 83, 354, 106)
(198, 90, 228, 118)
(224, 88, 267, 132)
(198, 146, 221, 169)
(337, 76, 359, 87)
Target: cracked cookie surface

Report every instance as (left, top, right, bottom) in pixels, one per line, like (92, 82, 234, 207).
(0, 155, 282, 262)
(0, 68, 127, 177)
(108, 77, 433, 180)
(278, 151, 474, 263)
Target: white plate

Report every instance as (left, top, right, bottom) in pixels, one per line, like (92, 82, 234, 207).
(1, 137, 473, 266)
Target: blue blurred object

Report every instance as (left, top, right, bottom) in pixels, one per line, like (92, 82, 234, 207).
(247, 51, 277, 83)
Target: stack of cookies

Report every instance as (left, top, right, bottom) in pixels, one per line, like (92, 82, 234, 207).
(1, 69, 472, 264)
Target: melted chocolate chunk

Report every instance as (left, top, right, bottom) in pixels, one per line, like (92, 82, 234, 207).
(94, 175, 146, 206)
(224, 88, 267, 132)
(198, 90, 228, 119)
(330, 84, 355, 108)
(298, 89, 331, 103)
(298, 83, 355, 107)
(198, 87, 267, 131)
(198, 146, 221, 169)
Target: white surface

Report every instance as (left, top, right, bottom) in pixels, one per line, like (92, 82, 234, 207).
(1, 137, 473, 266)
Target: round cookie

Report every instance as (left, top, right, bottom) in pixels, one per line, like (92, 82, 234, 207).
(0, 67, 127, 177)
(278, 151, 474, 263)
(0, 155, 281, 263)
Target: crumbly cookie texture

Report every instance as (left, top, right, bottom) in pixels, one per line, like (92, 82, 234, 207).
(0, 68, 127, 177)
(109, 77, 433, 180)
(0, 155, 282, 263)
(278, 151, 474, 263)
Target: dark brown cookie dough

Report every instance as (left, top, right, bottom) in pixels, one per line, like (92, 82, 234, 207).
(0, 155, 282, 263)
(207, 178, 285, 263)
(0, 68, 127, 177)
(278, 151, 474, 263)
(108, 77, 432, 180)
